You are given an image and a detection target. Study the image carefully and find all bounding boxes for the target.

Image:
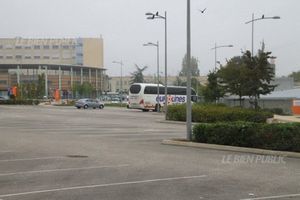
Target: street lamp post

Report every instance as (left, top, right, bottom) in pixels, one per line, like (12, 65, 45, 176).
(211, 43, 233, 70)
(143, 41, 160, 112)
(112, 60, 123, 104)
(145, 11, 167, 118)
(245, 14, 280, 56)
(186, 0, 192, 140)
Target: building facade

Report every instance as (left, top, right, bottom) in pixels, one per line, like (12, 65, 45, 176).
(0, 37, 106, 98)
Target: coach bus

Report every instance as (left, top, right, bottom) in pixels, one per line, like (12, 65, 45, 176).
(128, 83, 197, 112)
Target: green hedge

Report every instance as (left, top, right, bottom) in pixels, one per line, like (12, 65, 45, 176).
(0, 99, 40, 105)
(193, 122, 300, 152)
(167, 104, 273, 123)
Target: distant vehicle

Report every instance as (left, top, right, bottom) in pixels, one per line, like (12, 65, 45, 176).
(75, 98, 104, 109)
(128, 83, 197, 112)
(0, 96, 8, 101)
(111, 98, 121, 104)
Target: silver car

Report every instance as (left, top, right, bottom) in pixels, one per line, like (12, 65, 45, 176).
(75, 98, 104, 109)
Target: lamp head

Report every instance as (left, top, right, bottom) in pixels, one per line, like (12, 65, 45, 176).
(145, 12, 154, 16)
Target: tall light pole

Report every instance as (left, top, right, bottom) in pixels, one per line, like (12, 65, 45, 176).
(112, 60, 123, 104)
(186, 0, 192, 140)
(145, 11, 167, 118)
(245, 14, 280, 56)
(211, 43, 233, 70)
(143, 41, 160, 112)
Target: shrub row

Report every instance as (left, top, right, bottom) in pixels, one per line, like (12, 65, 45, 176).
(0, 99, 40, 105)
(193, 122, 300, 152)
(167, 104, 273, 123)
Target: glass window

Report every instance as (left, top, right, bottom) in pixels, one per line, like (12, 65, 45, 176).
(0, 55, 3, 59)
(24, 46, 31, 49)
(144, 86, 157, 94)
(15, 55, 22, 59)
(129, 84, 141, 94)
(6, 56, 13, 59)
(62, 45, 69, 49)
(0, 80, 7, 84)
(0, 45, 3, 49)
(24, 56, 31, 59)
(43, 45, 50, 49)
(34, 56, 40, 59)
(15, 46, 22, 49)
(43, 56, 50, 59)
(34, 45, 40, 49)
(52, 45, 59, 49)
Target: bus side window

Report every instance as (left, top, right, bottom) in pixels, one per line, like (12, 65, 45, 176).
(191, 95, 197, 102)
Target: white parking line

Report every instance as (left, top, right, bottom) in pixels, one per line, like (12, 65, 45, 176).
(240, 193, 300, 200)
(0, 156, 66, 162)
(0, 175, 207, 198)
(0, 164, 130, 176)
(0, 151, 13, 153)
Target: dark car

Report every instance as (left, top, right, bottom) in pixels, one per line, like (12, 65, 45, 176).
(75, 98, 104, 109)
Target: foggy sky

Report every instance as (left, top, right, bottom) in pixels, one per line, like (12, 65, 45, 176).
(0, 0, 299, 77)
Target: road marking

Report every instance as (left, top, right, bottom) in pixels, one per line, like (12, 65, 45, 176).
(0, 164, 129, 176)
(240, 193, 300, 200)
(0, 156, 67, 162)
(0, 151, 13, 153)
(0, 175, 207, 198)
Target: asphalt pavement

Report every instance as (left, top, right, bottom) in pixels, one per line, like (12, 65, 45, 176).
(0, 105, 299, 200)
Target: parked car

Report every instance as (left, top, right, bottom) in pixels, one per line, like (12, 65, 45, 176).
(75, 98, 104, 109)
(0, 96, 8, 101)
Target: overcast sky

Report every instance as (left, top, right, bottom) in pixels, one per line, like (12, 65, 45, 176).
(0, 0, 299, 77)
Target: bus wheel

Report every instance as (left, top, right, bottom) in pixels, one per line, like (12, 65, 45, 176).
(142, 109, 149, 112)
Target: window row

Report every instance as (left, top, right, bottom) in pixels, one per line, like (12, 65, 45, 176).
(0, 45, 77, 50)
(0, 55, 76, 59)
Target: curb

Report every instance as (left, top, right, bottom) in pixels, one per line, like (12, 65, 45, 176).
(156, 120, 198, 125)
(162, 139, 300, 159)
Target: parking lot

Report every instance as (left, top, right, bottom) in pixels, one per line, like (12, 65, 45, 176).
(0, 105, 299, 200)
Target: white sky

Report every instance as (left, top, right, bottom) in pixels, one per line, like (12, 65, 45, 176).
(0, 0, 299, 77)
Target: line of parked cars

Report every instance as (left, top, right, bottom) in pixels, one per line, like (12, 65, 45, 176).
(75, 99, 104, 109)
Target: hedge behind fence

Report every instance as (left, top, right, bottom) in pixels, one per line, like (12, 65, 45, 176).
(0, 99, 40, 105)
(167, 104, 273, 123)
(193, 122, 300, 152)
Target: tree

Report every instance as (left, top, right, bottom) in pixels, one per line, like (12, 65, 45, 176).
(218, 45, 276, 109)
(72, 82, 94, 98)
(202, 69, 225, 103)
(218, 56, 248, 106)
(242, 49, 276, 109)
(130, 64, 148, 84)
(179, 54, 199, 76)
(36, 74, 45, 98)
(173, 76, 185, 86)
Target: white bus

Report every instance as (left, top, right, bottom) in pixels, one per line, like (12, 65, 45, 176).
(128, 83, 197, 112)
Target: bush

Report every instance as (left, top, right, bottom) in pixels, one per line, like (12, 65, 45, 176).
(167, 104, 273, 123)
(0, 99, 40, 105)
(193, 122, 300, 152)
(261, 108, 285, 115)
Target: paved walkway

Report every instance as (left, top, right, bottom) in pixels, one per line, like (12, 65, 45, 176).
(274, 114, 300, 122)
